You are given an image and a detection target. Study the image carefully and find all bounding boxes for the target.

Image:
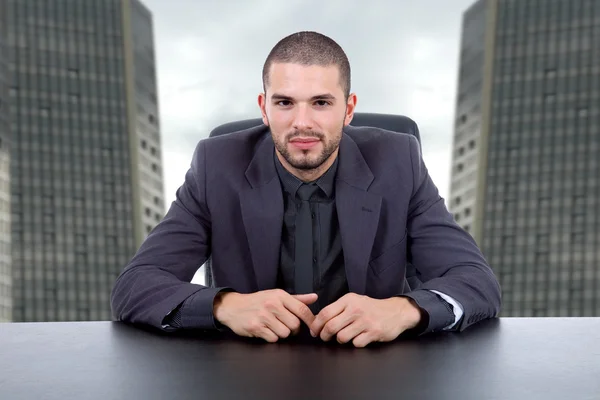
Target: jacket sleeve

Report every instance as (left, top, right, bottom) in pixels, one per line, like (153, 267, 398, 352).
(110, 140, 231, 331)
(400, 135, 502, 334)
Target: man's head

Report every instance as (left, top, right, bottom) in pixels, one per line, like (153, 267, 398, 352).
(258, 31, 357, 181)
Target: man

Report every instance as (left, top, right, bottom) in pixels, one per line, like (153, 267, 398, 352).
(111, 31, 501, 348)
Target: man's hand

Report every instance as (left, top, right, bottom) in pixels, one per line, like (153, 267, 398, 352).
(213, 289, 317, 343)
(309, 293, 424, 348)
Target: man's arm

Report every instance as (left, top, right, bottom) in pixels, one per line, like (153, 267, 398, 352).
(110, 140, 232, 331)
(400, 135, 502, 334)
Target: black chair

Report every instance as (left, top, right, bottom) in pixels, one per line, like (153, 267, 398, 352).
(209, 112, 421, 150)
(203, 112, 423, 289)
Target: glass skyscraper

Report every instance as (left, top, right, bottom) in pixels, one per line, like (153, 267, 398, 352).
(0, 0, 12, 322)
(4, 0, 164, 322)
(450, 0, 600, 317)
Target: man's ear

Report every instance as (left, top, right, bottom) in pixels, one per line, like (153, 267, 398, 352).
(258, 93, 269, 126)
(344, 93, 358, 126)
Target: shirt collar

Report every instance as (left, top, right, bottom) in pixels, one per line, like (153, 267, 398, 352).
(274, 150, 338, 199)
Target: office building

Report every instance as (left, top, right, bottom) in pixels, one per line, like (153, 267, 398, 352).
(4, 0, 164, 321)
(0, 0, 11, 322)
(449, 0, 600, 317)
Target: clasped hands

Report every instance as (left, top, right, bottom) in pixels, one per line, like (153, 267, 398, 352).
(213, 289, 424, 348)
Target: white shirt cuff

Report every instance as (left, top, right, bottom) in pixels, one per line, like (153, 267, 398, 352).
(430, 290, 464, 330)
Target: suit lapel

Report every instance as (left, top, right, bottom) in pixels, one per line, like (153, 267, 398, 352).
(335, 133, 382, 295)
(239, 133, 283, 291)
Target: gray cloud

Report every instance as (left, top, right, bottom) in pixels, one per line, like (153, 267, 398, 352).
(143, 0, 476, 203)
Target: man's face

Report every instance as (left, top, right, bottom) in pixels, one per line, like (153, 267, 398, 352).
(259, 63, 357, 172)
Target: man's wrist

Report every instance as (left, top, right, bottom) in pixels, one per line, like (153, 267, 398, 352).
(404, 297, 426, 328)
(387, 296, 425, 334)
(213, 291, 239, 326)
(400, 290, 455, 334)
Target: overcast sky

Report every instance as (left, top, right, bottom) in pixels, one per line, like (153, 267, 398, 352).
(142, 0, 476, 210)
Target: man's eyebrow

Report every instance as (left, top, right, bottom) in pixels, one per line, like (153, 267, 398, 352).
(270, 93, 336, 101)
(271, 93, 293, 101)
(311, 93, 336, 101)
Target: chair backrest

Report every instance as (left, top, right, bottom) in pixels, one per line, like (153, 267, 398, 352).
(209, 112, 421, 148)
(203, 112, 423, 288)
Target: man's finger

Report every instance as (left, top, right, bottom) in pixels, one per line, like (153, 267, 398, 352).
(258, 327, 280, 343)
(283, 295, 317, 327)
(272, 307, 302, 335)
(291, 293, 318, 304)
(320, 309, 355, 342)
(310, 300, 346, 337)
(352, 331, 373, 348)
(264, 314, 292, 339)
(335, 320, 366, 344)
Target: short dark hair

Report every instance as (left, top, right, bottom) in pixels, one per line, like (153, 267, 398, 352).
(262, 31, 351, 99)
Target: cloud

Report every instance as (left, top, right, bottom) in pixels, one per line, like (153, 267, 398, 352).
(142, 0, 476, 208)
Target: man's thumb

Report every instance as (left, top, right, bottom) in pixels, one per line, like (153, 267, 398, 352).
(292, 293, 318, 304)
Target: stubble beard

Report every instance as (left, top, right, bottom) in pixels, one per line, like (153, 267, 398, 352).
(273, 129, 342, 171)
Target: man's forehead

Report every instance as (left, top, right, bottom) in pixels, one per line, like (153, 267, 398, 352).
(267, 63, 343, 95)
(268, 62, 340, 76)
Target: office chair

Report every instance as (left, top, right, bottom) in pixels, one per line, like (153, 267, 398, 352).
(203, 112, 423, 290)
(209, 112, 421, 150)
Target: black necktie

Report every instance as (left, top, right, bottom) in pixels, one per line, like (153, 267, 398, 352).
(294, 183, 319, 295)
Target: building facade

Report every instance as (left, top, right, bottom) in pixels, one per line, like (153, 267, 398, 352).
(0, 0, 12, 322)
(5, 0, 164, 322)
(450, 0, 600, 317)
(448, 0, 492, 238)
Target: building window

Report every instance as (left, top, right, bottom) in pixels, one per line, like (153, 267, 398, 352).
(545, 69, 556, 79)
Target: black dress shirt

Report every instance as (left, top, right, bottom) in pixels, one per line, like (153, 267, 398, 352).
(274, 152, 348, 314)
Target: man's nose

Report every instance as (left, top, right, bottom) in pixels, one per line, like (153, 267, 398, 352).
(292, 104, 313, 132)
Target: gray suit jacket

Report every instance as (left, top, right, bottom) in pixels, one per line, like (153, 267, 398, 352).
(111, 125, 501, 334)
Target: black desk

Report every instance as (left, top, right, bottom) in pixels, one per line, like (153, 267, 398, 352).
(1, 318, 599, 399)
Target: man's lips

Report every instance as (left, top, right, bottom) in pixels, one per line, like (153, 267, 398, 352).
(290, 137, 320, 149)
(290, 137, 320, 143)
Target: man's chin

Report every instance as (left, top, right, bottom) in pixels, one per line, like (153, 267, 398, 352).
(288, 156, 325, 171)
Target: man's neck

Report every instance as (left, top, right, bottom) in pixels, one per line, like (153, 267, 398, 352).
(276, 150, 339, 183)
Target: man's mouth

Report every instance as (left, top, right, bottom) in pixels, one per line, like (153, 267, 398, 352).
(290, 137, 320, 149)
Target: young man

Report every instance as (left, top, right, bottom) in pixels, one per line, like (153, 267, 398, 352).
(111, 31, 501, 347)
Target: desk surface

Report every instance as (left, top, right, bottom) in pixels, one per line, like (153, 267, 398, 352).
(1, 318, 599, 399)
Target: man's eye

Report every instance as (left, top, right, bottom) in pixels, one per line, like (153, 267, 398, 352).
(315, 100, 330, 106)
(277, 100, 291, 106)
